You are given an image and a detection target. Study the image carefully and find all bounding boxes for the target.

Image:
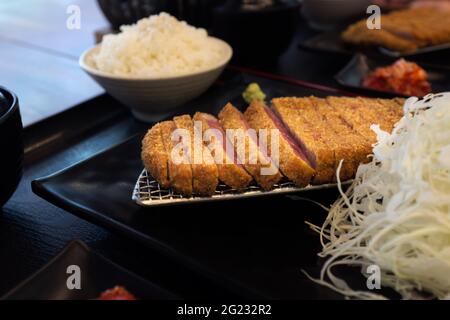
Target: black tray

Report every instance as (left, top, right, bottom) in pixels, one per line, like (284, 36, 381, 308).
(2, 240, 178, 300)
(0, 76, 258, 299)
(335, 54, 450, 98)
(31, 69, 365, 299)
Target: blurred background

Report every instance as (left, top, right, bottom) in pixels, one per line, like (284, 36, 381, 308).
(1, 0, 449, 127)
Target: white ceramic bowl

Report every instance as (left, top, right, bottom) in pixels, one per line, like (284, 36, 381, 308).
(79, 38, 232, 122)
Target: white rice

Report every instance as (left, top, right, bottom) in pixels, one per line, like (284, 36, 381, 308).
(93, 12, 226, 77)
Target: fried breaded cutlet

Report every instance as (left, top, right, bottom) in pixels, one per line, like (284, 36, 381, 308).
(272, 96, 404, 183)
(309, 97, 372, 181)
(218, 103, 282, 190)
(142, 96, 405, 196)
(159, 120, 193, 196)
(374, 98, 405, 122)
(173, 114, 219, 196)
(244, 101, 315, 187)
(342, 21, 419, 52)
(141, 122, 170, 189)
(356, 97, 403, 134)
(325, 96, 405, 151)
(271, 97, 336, 184)
(193, 112, 252, 190)
(342, 7, 450, 52)
(325, 97, 397, 143)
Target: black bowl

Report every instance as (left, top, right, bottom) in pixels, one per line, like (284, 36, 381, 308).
(0, 87, 23, 207)
(97, 0, 166, 30)
(212, 1, 301, 65)
(97, 0, 226, 30)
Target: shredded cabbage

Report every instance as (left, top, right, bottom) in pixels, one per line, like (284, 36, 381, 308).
(307, 93, 450, 300)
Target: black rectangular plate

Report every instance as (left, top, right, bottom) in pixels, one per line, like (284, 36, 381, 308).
(2, 240, 178, 300)
(335, 54, 450, 98)
(31, 72, 368, 299)
(300, 31, 450, 59)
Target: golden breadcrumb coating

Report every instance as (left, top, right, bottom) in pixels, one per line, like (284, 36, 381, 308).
(193, 112, 253, 190)
(244, 101, 315, 187)
(141, 122, 170, 188)
(173, 114, 219, 196)
(342, 8, 450, 53)
(218, 103, 282, 190)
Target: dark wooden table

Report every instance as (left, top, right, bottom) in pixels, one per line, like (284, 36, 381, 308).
(0, 0, 105, 126)
(0, 1, 352, 298)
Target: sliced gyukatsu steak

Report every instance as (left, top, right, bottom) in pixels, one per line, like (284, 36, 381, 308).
(173, 114, 219, 196)
(353, 97, 402, 127)
(374, 98, 404, 124)
(326, 97, 402, 142)
(393, 98, 406, 109)
(361, 97, 403, 132)
(271, 97, 336, 184)
(326, 97, 389, 143)
(244, 101, 315, 187)
(309, 96, 372, 181)
(141, 122, 170, 188)
(218, 103, 282, 190)
(159, 120, 193, 196)
(193, 112, 252, 190)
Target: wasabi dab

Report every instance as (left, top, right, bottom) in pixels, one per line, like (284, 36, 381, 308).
(242, 83, 266, 104)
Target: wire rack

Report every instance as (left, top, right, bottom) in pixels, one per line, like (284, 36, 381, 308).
(132, 169, 341, 207)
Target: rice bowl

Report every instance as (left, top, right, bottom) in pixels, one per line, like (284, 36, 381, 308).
(79, 13, 232, 122)
(92, 13, 229, 78)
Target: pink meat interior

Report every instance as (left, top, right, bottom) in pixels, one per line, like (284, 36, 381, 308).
(237, 110, 272, 162)
(269, 106, 316, 168)
(204, 116, 242, 166)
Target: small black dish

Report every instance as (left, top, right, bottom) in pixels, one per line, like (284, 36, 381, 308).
(0, 86, 23, 207)
(300, 31, 450, 60)
(2, 240, 178, 300)
(335, 54, 450, 98)
(98, 0, 226, 30)
(299, 31, 357, 56)
(97, 0, 164, 30)
(212, 0, 300, 65)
